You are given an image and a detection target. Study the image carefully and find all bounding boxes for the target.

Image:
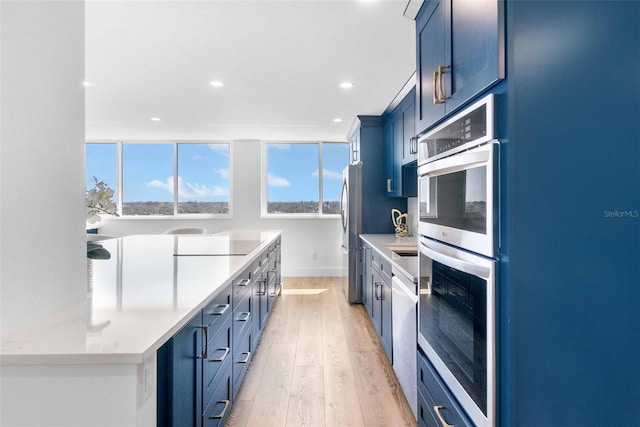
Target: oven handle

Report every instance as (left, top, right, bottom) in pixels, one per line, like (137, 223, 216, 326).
(419, 238, 492, 279)
(418, 140, 496, 177)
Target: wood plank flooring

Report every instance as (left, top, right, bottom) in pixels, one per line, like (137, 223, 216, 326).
(225, 277, 416, 427)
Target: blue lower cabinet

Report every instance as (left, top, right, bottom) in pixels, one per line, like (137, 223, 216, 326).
(417, 350, 473, 427)
(157, 242, 281, 427)
(157, 311, 204, 427)
(417, 388, 438, 427)
(202, 361, 233, 427)
(232, 327, 253, 399)
(203, 319, 232, 406)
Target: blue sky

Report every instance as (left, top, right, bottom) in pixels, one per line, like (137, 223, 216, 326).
(86, 142, 347, 204)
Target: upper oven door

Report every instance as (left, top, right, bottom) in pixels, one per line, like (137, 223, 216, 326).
(418, 141, 498, 258)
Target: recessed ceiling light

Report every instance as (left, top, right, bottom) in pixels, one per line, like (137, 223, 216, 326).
(83, 81, 92, 87)
(209, 81, 224, 87)
(333, 118, 343, 123)
(339, 81, 354, 89)
(150, 117, 161, 122)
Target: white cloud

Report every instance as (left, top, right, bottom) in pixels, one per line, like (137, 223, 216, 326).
(312, 168, 343, 180)
(147, 176, 229, 198)
(214, 168, 229, 179)
(269, 144, 290, 150)
(267, 173, 291, 187)
(147, 177, 173, 192)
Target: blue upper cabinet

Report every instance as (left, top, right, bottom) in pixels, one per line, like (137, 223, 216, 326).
(384, 86, 417, 198)
(416, 0, 504, 135)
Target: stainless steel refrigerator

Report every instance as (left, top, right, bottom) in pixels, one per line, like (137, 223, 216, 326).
(340, 163, 362, 303)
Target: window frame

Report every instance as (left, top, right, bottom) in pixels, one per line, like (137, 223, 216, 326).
(85, 140, 233, 219)
(261, 140, 348, 218)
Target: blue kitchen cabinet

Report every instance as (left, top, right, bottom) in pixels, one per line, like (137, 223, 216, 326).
(415, 0, 503, 134)
(417, 349, 472, 427)
(369, 247, 393, 362)
(348, 116, 407, 234)
(157, 239, 282, 427)
(360, 241, 373, 317)
(157, 285, 233, 427)
(157, 311, 204, 427)
(385, 86, 418, 198)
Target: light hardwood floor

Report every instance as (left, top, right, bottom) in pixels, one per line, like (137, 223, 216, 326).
(225, 277, 417, 427)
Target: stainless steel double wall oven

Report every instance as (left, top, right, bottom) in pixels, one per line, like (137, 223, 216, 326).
(417, 94, 498, 427)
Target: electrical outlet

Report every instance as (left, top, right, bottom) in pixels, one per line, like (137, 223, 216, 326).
(312, 252, 318, 261)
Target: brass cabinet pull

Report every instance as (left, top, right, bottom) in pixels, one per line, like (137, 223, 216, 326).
(235, 278, 250, 287)
(433, 71, 443, 104)
(211, 399, 230, 419)
(196, 325, 209, 359)
(238, 351, 251, 364)
(434, 405, 454, 427)
(437, 65, 450, 102)
(237, 312, 251, 322)
(375, 282, 382, 300)
(209, 304, 229, 316)
(211, 347, 230, 362)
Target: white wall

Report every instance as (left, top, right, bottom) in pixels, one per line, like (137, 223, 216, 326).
(0, 1, 86, 333)
(97, 140, 345, 277)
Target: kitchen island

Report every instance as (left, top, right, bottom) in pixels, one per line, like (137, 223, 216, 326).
(0, 230, 282, 426)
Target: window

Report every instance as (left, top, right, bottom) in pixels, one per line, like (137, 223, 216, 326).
(85, 141, 231, 217)
(263, 141, 348, 216)
(123, 143, 174, 215)
(86, 143, 118, 199)
(177, 144, 230, 214)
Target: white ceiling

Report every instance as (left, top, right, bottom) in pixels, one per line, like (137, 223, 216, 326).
(85, 0, 416, 142)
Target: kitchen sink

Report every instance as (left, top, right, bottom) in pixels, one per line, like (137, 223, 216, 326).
(387, 245, 418, 256)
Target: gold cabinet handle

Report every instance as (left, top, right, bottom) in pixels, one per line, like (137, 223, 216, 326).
(211, 399, 230, 419)
(433, 71, 443, 104)
(437, 65, 450, 102)
(434, 405, 454, 427)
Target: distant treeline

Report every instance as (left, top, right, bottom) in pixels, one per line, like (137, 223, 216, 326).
(267, 201, 340, 214)
(121, 201, 339, 215)
(122, 201, 229, 215)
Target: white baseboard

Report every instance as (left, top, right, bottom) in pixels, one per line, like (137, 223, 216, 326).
(282, 266, 346, 277)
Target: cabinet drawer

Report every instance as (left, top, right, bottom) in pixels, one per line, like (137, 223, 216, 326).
(417, 350, 473, 427)
(203, 318, 232, 406)
(418, 388, 439, 427)
(202, 363, 233, 427)
(232, 268, 252, 306)
(233, 293, 253, 344)
(203, 285, 232, 335)
(232, 327, 253, 398)
(371, 250, 392, 284)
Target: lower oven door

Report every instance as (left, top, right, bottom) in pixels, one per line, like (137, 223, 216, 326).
(418, 237, 496, 427)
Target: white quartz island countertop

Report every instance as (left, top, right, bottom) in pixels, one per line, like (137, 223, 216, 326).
(0, 230, 282, 366)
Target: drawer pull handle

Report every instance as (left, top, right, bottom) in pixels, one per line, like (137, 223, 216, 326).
(434, 405, 454, 427)
(235, 278, 250, 287)
(238, 351, 251, 364)
(211, 347, 230, 362)
(211, 399, 230, 419)
(437, 65, 450, 102)
(196, 325, 209, 359)
(375, 282, 382, 300)
(210, 304, 229, 316)
(237, 312, 251, 322)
